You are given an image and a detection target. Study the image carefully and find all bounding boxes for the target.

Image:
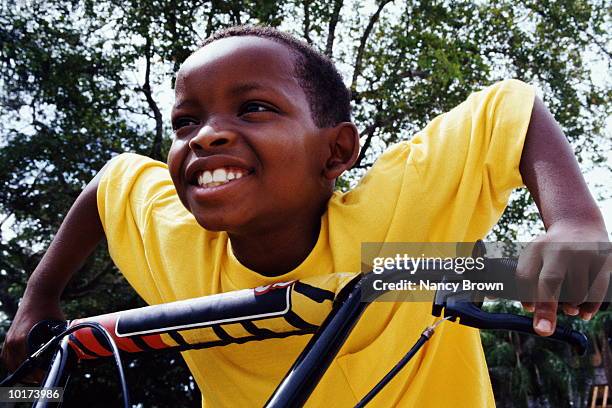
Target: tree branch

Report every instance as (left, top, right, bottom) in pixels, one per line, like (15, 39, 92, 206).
(230, 3, 242, 25)
(0, 213, 13, 230)
(303, 0, 312, 44)
(353, 68, 430, 103)
(352, 161, 375, 169)
(7, 160, 49, 201)
(354, 119, 380, 169)
(140, 35, 164, 161)
(584, 31, 612, 59)
(324, 0, 343, 57)
(353, 108, 407, 169)
(205, 1, 218, 38)
(117, 105, 155, 119)
(350, 0, 393, 92)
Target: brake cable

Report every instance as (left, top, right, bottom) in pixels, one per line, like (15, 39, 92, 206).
(354, 316, 452, 408)
(1, 322, 130, 408)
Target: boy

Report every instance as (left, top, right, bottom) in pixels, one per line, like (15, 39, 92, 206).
(2, 26, 609, 406)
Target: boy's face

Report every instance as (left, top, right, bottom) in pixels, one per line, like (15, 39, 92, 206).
(168, 36, 331, 233)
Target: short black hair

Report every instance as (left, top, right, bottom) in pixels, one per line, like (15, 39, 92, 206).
(200, 25, 351, 128)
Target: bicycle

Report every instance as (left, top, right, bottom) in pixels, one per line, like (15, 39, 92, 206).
(2, 250, 608, 408)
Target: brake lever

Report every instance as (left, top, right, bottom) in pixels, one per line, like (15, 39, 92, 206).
(431, 287, 589, 355)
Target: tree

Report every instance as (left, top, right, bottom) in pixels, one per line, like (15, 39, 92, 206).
(1, 0, 610, 406)
(481, 301, 608, 408)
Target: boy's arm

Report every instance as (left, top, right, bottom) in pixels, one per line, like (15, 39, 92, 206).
(518, 96, 610, 336)
(0, 161, 111, 380)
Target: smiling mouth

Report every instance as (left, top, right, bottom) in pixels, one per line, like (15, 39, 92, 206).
(191, 167, 253, 189)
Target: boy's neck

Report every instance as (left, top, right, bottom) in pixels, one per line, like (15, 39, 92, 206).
(228, 217, 322, 277)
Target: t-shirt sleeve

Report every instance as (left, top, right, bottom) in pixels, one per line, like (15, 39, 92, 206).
(330, 79, 535, 244)
(409, 79, 534, 200)
(408, 79, 535, 239)
(96, 152, 173, 304)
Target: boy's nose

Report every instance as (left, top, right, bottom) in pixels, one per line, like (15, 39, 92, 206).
(189, 124, 237, 152)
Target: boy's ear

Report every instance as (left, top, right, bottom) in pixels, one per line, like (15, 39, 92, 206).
(323, 122, 360, 180)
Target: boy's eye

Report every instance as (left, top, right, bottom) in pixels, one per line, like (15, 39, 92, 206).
(239, 102, 277, 116)
(172, 117, 199, 131)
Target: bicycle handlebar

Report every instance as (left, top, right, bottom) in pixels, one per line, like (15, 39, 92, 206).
(431, 257, 590, 354)
(21, 256, 607, 407)
(26, 257, 605, 362)
(68, 282, 332, 359)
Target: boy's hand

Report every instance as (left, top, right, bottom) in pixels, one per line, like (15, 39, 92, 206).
(0, 291, 65, 384)
(516, 220, 611, 336)
(517, 95, 611, 336)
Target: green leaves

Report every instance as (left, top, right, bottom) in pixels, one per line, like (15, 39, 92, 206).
(482, 301, 596, 407)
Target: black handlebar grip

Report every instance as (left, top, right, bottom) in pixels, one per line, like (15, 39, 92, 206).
(440, 301, 589, 355)
(547, 322, 590, 354)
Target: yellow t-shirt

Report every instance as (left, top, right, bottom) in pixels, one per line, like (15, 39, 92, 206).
(97, 79, 534, 407)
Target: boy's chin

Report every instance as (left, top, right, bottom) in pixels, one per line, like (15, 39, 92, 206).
(190, 213, 242, 233)
(192, 216, 228, 232)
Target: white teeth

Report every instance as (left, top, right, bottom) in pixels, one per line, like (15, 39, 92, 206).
(196, 167, 248, 187)
(212, 168, 227, 182)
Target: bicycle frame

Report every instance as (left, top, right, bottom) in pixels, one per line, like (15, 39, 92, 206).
(33, 336, 73, 408)
(26, 261, 593, 408)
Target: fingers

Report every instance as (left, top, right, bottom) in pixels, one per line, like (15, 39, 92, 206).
(574, 244, 611, 318)
(517, 237, 611, 338)
(1, 331, 46, 385)
(516, 242, 540, 313)
(1, 333, 24, 373)
(0, 341, 10, 373)
(534, 255, 567, 336)
(2, 343, 21, 374)
(516, 240, 564, 336)
(562, 256, 589, 316)
(578, 264, 611, 319)
(1, 317, 41, 378)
